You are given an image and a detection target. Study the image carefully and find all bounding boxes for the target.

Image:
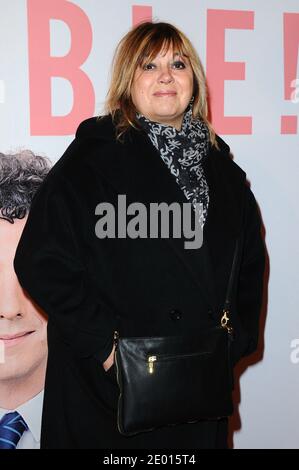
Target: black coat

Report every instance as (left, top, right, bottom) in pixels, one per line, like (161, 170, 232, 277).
(14, 116, 265, 449)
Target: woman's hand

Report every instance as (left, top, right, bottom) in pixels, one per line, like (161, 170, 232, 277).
(103, 343, 116, 371)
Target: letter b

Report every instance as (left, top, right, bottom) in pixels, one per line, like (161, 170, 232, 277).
(27, 0, 95, 135)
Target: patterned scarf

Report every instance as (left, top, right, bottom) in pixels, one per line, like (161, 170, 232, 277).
(136, 104, 210, 229)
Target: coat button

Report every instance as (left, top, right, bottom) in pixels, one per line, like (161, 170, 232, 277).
(169, 308, 183, 321)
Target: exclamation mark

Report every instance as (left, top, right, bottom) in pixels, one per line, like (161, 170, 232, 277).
(281, 13, 299, 134)
(132, 5, 152, 26)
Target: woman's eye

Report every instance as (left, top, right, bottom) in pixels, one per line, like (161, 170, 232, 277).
(141, 61, 186, 71)
(142, 63, 156, 71)
(172, 61, 186, 69)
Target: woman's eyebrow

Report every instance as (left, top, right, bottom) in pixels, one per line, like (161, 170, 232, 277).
(139, 52, 187, 64)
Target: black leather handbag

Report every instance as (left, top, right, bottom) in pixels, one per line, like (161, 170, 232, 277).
(114, 241, 239, 436)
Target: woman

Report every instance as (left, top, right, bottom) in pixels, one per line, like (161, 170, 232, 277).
(14, 22, 265, 449)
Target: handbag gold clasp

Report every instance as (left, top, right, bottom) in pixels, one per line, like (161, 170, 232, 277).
(148, 356, 157, 374)
(221, 310, 233, 334)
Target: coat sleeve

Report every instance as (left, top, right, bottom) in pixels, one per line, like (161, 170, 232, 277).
(233, 185, 266, 363)
(14, 169, 119, 362)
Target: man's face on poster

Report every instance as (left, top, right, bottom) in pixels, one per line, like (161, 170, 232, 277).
(0, 217, 47, 382)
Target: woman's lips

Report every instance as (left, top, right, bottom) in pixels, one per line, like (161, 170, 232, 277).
(0, 331, 34, 347)
(153, 92, 177, 97)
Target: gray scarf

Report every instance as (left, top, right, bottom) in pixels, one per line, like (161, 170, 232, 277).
(137, 104, 210, 228)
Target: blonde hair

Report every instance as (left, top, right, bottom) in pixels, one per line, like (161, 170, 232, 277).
(104, 21, 217, 147)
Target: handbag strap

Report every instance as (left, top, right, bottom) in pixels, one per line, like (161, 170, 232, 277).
(221, 238, 240, 333)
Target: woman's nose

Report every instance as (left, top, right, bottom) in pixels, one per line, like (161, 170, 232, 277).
(158, 66, 174, 84)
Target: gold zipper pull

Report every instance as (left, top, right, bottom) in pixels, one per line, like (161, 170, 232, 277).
(148, 356, 157, 374)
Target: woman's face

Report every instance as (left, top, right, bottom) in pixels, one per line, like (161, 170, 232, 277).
(131, 47, 194, 130)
